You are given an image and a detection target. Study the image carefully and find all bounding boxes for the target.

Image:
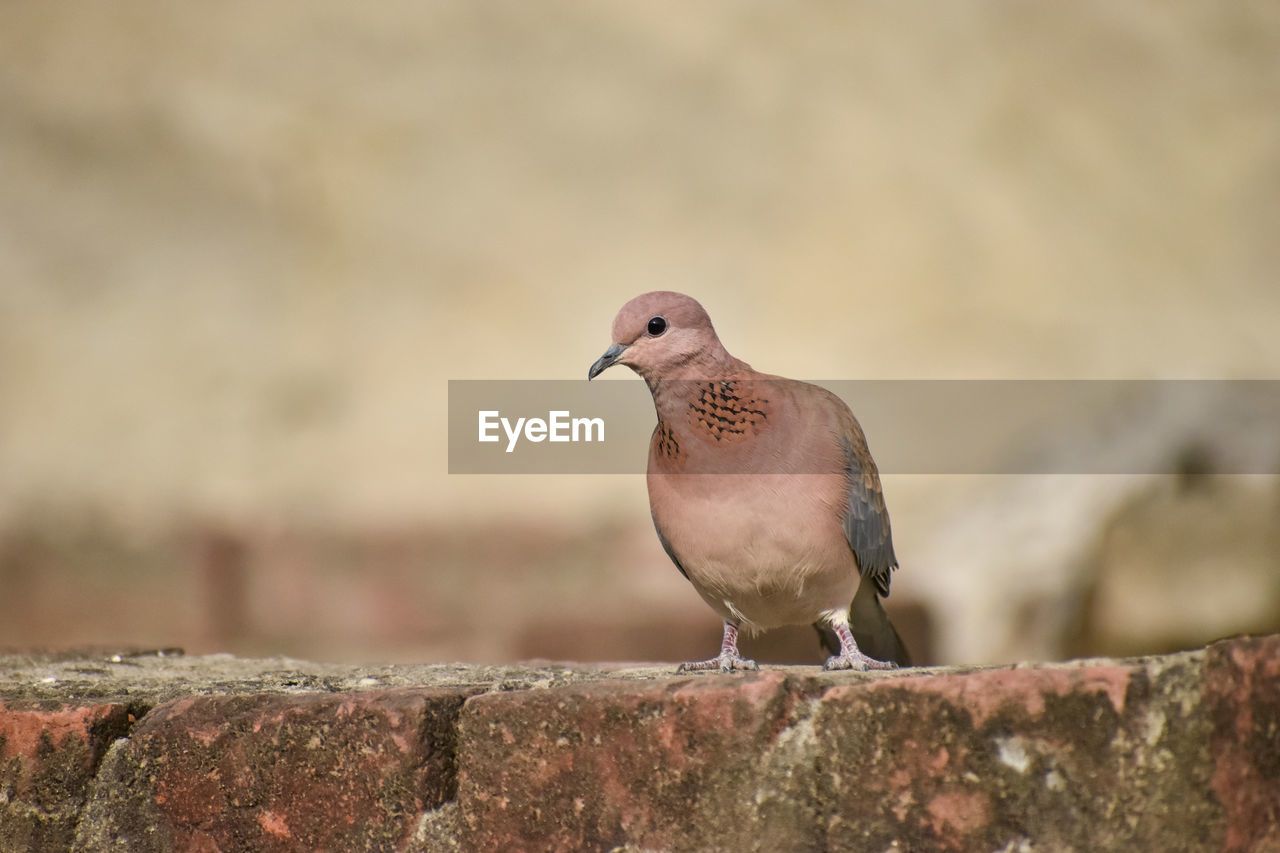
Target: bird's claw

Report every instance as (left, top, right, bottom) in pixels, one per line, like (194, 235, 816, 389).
(677, 653, 759, 674)
(824, 652, 897, 672)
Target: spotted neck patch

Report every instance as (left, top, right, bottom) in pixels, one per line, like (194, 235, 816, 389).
(686, 380, 769, 443)
(654, 420, 681, 460)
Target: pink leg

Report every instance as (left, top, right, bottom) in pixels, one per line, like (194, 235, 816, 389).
(677, 621, 759, 673)
(824, 620, 897, 672)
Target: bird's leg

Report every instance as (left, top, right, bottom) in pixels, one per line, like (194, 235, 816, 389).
(677, 621, 759, 673)
(824, 615, 897, 672)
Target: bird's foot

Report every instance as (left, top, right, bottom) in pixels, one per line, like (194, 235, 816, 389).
(677, 621, 759, 673)
(677, 652, 759, 674)
(823, 651, 897, 672)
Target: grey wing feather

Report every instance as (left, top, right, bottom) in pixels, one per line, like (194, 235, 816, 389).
(839, 430, 897, 597)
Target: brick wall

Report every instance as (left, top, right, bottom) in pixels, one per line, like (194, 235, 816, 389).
(2, 636, 1278, 851)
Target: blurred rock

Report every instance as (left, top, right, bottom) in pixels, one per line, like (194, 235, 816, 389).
(896, 383, 1280, 666)
(1067, 467, 1280, 659)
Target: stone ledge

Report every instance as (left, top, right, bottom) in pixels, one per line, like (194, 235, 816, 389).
(1, 637, 1277, 852)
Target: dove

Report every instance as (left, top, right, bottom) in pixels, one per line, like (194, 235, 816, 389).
(589, 291, 910, 672)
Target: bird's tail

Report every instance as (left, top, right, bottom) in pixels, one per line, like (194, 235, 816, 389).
(815, 579, 912, 667)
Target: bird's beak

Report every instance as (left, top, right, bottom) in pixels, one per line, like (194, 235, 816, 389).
(588, 343, 628, 380)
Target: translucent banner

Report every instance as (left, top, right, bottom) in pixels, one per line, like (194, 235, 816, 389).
(448, 380, 1280, 475)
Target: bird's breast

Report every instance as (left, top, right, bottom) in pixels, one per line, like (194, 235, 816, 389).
(646, 471, 857, 630)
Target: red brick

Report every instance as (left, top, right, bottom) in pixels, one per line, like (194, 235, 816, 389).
(812, 654, 1222, 851)
(1206, 634, 1280, 853)
(457, 671, 811, 852)
(0, 700, 139, 850)
(76, 688, 473, 852)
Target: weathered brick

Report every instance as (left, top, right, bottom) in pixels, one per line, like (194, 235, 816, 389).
(813, 655, 1219, 851)
(0, 701, 141, 853)
(454, 638, 1280, 852)
(457, 671, 815, 852)
(2, 639, 1278, 851)
(1206, 634, 1280, 853)
(72, 688, 474, 853)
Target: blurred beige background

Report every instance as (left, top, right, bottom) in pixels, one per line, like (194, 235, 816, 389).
(1, 2, 1277, 665)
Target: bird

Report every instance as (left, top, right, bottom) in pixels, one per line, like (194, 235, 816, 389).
(588, 291, 910, 672)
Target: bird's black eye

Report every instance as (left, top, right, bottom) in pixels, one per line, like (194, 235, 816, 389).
(647, 316, 668, 336)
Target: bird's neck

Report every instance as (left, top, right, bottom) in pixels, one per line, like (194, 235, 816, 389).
(645, 352, 754, 422)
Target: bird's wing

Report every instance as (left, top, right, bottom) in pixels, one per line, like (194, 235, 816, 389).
(837, 410, 898, 597)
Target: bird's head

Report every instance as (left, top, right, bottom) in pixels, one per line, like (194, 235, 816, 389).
(588, 291, 731, 383)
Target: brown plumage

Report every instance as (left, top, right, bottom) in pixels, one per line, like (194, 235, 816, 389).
(589, 291, 910, 672)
